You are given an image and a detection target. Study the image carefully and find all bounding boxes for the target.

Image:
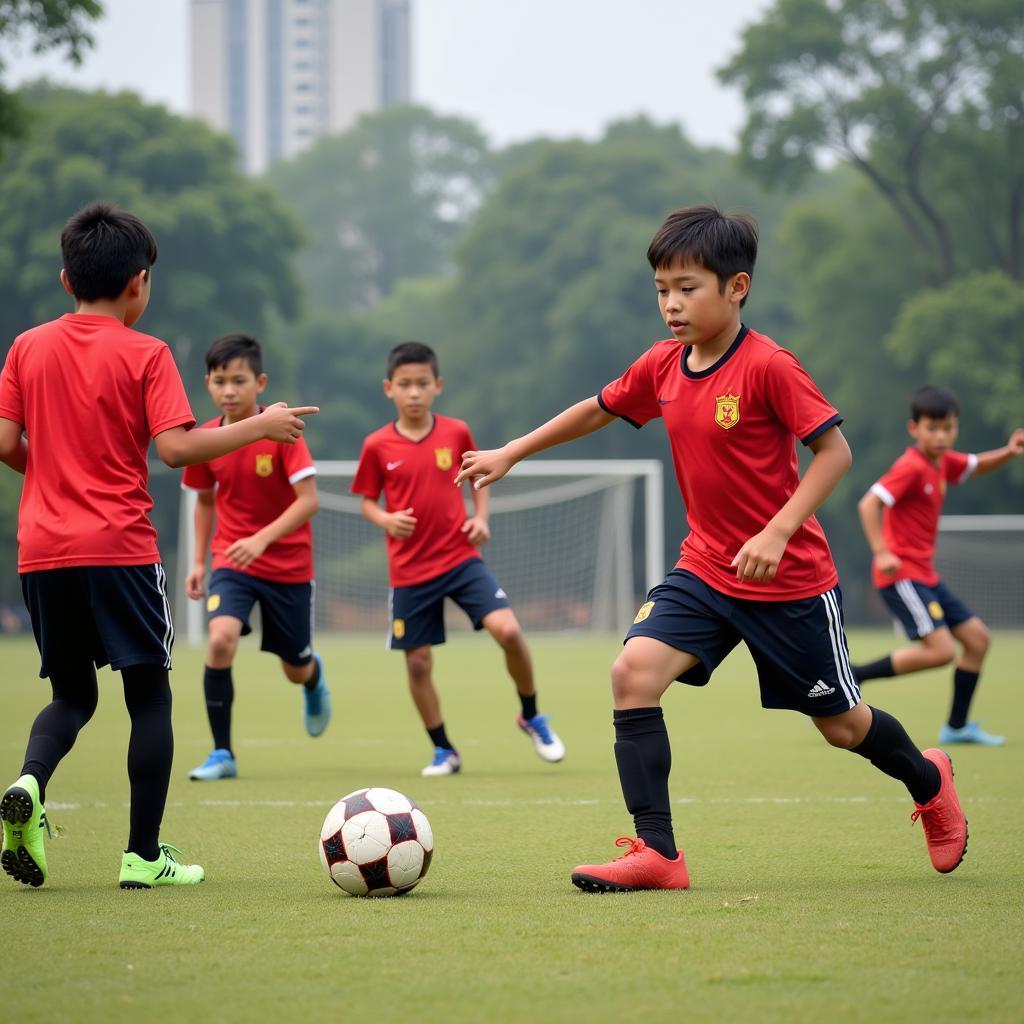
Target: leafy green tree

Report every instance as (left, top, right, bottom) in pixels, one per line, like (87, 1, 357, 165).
(267, 105, 493, 313)
(720, 0, 1024, 281)
(0, 0, 101, 152)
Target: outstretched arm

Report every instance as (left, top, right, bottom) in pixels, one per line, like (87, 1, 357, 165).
(970, 428, 1024, 478)
(731, 425, 853, 582)
(455, 397, 616, 490)
(0, 418, 27, 474)
(154, 403, 319, 469)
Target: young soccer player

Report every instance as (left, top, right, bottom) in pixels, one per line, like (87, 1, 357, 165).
(0, 203, 316, 889)
(352, 341, 565, 776)
(457, 206, 967, 891)
(851, 385, 1024, 746)
(183, 334, 331, 782)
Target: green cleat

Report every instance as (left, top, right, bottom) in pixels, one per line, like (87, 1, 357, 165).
(119, 844, 205, 889)
(1, 774, 50, 888)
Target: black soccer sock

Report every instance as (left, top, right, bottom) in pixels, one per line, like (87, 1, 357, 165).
(302, 655, 320, 692)
(123, 665, 174, 862)
(851, 706, 941, 805)
(203, 665, 234, 753)
(21, 668, 99, 804)
(613, 707, 676, 860)
(519, 692, 538, 721)
(427, 723, 454, 751)
(851, 655, 896, 683)
(947, 668, 980, 730)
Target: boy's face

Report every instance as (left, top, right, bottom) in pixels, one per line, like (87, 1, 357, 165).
(654, 258, 749, 346)
(383, 362, 442, 424)
(206, 358, 267, 420)
(909, 414, 959, 459)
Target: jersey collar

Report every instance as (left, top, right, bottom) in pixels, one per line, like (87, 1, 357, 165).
(680, 324, 749, 379)
(391, 414, 437, 444)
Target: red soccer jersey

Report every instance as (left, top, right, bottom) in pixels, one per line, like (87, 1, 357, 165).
(0, 314, 195, 572)
(869, 446, 975, 587)
(600, 326, 842, 600)
(351, 414, 480, 587)
(181, 416, 316, 583)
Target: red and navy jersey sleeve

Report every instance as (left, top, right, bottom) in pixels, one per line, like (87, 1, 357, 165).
(144, 345, 195, 436)
(872, 453, 921, 507)
(282, 435, 316, 485)
(182, 459, 216, 491)
(351, 436, 384, 500)
(0, 338, 24, 425)
(762, 349, 842, 445)
(943, 450, 976, 486)
(599, 348, 662, 429)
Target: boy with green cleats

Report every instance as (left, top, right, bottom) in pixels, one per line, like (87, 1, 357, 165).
(119, 844, 205, 889)
(1, 775, 49, 888)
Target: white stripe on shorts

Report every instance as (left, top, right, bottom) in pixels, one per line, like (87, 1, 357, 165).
(385, 587, 394, 650)
(154, 564, 174, 668)
(894, 578, 934, 637)
(820, 588, 859, 709)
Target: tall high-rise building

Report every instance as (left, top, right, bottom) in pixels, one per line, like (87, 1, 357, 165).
(191, 0, 411, 174)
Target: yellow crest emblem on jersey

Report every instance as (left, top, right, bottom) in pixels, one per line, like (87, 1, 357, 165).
(207, 594, 221, 612)
(928, 601, 944, 620)
(435, 447, 453, 471)
(393, 618, 406, 639)
(634, 600, 655, 624)
(715, 393, 740, 430)
(255, 453, 274, 477)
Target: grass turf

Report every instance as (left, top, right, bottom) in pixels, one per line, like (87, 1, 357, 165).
(1, 630, 1021, 1023)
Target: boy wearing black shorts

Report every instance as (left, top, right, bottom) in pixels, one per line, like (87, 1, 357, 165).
(352, 342, 565, 776)
(183, 334, 330, 782)
(458, 206, 967, 891)
(0, 203, 315, 888)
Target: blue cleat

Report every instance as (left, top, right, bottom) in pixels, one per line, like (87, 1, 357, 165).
(303, 652, 332, 737)
(938, 721, 1005, 746)
(421, 747, 462, 777)
(517, 713, 566, 763)
(188, 748, 238, 781)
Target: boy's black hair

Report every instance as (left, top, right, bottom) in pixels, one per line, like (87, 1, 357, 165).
(387, 341, 439, 379)
(60, 202, 158, 303)
(205, 333, 263, 376)
(910, 385, 960, 421)
(647, 205, 758, 307)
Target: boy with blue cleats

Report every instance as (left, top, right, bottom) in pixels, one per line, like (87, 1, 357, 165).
(352, 342, 564, 777)
(458, 206, 967, 890)
(0, 203, 316, 888)
(852, 385, 1023, 745)
(184, 334, 329, 782)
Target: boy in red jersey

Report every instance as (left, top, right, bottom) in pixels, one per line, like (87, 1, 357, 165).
(851, 385, 1024, 746)
(0, 203, 316, 889)
(457, 206, 967, 891)
(352, 342, 564, 777)
(183, 334, 330, 783)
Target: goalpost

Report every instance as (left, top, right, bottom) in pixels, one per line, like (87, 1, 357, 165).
(935, 515, 1024, 628)
(177, 459, 664, 645)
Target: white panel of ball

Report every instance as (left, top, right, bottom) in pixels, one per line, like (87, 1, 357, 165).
(411, 808, 433, 852)
(366, 787, 412, 814)
(329, 859, 369, 896)
(341, 810, 392, 865)
(387, 841, 425, 889)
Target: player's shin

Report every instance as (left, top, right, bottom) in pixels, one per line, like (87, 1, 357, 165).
(613, 707, 676, 858)
(850, 705, 940, 804)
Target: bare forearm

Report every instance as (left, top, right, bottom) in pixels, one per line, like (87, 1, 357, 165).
(471, 483, 489, 520)
(972, 445, 1021, 477)
(157, 419, 265, 468)
(505, 398, 616, 463)
(192, 499, 215, 562)
(1, 437, 27, 474)
(768, 432, 852, 539)
(857, 494, 889, 555)
(253, 494, 319, 547)
(361, 497, 390, 530)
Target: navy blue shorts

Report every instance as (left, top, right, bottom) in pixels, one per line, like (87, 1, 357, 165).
(625, 569, 861, 717)
(878, 578, 974, 640)
(21, 564, 174, 679)
(388, 557, 510, 650)
(207, 568, 314, 666)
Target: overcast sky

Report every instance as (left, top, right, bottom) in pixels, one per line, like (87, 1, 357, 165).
(2, 0, 771, 149)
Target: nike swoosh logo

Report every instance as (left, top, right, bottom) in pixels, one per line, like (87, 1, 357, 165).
(658, 398, 674, 405)
(386, 461, 403, 471)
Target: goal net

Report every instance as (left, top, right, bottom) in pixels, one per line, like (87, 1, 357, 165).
(934, 515, 1024, 628)
(177, 459, 663, 644)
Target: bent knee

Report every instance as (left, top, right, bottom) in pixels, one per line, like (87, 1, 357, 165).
(208, 633, 239, 662)
(815, 721, 860, 749)
(405, 648, 433, 682)
(611, 652, 657, 705)
(923, 634, 956, 666)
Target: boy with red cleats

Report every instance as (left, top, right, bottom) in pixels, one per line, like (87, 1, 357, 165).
(458, 206, 966, 892)
(852, 385, 1023, 746)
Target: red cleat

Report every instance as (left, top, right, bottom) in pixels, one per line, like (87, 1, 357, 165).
(911, 749, 968, 874)
(571, 836, 690, 893)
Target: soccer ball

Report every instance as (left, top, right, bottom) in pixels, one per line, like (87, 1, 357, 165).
(318, 787, 433, 897)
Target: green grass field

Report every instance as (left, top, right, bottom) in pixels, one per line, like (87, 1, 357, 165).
(2, 630, 1021, 1023)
